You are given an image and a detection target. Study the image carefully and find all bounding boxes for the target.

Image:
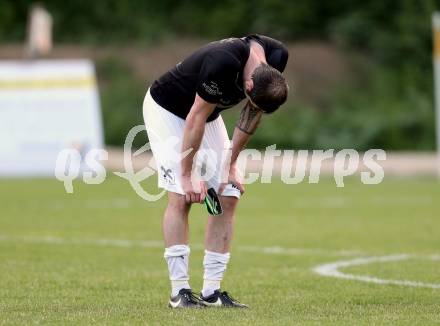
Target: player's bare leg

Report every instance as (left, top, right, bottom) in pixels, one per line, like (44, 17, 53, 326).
(204, 196, 237, 253)
(200, 195, 247, 307)
(163, 192, 202, 308)
(163, 192, 190, 247)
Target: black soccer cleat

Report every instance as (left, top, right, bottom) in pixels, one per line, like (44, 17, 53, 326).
(200, 290, 248, 308)
(168, 289, 204, 309)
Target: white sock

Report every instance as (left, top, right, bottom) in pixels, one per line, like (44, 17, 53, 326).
(202, 250, 230, 297)
(164, 244, 190, 297)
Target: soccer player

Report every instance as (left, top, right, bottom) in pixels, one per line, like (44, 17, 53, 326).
(143, 34, 289, 308)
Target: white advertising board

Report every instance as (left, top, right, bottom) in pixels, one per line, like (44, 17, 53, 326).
(0, 60, 104, 176)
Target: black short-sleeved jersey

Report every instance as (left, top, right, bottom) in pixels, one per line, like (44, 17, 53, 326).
(150, 34, 289, 121)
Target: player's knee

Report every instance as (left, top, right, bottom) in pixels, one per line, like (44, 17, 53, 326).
(167, 192, 191, 214)
(220, 196, 239, 213)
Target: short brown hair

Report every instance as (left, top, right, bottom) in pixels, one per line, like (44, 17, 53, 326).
(248, 63, 288, 113)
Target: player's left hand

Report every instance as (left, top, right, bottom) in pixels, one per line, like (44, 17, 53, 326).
(218, 166, 245, 195)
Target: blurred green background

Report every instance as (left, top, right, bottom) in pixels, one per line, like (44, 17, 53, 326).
(0, 0, 438, 150)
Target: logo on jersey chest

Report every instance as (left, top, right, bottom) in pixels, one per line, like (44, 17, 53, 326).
(202, 81, 222, 96)
(219, 38, 237, 44)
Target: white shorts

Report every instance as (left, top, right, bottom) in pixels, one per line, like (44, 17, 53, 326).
(143, 89, 240, 198)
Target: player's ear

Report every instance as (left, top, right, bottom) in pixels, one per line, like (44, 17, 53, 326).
(245, 79, 253, 93)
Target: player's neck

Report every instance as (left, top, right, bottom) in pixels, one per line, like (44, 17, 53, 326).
(243, 44, 267, 84)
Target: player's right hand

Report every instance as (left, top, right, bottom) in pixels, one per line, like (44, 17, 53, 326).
(182, 175, 206, 204)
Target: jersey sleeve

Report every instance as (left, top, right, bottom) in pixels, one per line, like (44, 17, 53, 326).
(247, 34, 289, 73)
(197, 51, 240, 104)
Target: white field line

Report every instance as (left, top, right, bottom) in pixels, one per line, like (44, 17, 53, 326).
(238, 245, 364, 257)
(2, 234, 439, 289)
(0, 235, 165, 249)
(0, 234, 364, 257)
(313, 255, 440, 289)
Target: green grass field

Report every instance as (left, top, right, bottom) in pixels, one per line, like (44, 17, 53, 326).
(1, 177, 439, 325)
